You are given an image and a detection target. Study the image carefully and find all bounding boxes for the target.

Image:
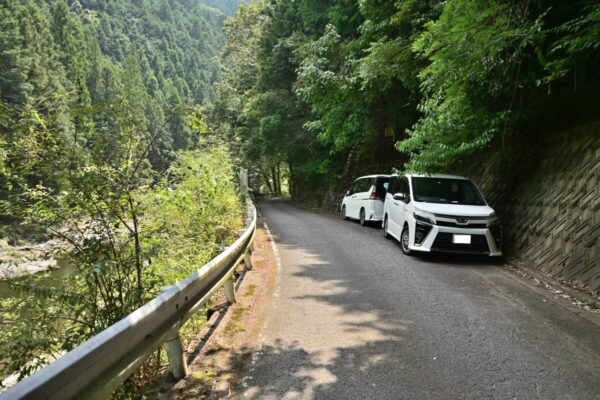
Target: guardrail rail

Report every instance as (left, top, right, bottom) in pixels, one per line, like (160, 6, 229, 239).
(0, 200, 257, 400)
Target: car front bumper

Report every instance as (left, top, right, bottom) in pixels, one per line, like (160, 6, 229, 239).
(409, 223, 502, 256)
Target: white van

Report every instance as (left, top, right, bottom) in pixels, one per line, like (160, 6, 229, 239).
(383, 174, 502, 256)
(341, 175, 391, 226)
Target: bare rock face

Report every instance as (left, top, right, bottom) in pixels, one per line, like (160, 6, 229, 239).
(0, 239, 60, 279)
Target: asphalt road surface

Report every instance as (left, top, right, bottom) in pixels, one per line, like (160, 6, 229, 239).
(240, 199, 600, 400)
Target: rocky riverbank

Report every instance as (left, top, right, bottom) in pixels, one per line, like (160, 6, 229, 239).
(0, 239, 60, 280)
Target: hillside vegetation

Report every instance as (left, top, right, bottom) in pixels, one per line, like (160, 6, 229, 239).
(213, 0, 600, 201)
(0, 0, 246, 392)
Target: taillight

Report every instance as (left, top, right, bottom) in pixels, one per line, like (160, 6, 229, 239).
(369, 189, 377, 199)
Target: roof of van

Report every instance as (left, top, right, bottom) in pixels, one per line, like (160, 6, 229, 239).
(406, 173, 469, 180)
(355, 173, 470, 180)
(355, 174, 391, 179)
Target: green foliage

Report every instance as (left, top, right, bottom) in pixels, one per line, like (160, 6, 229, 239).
(0, 0, 230, 187)
(200, 0, 250, 17)
(144, 147, 244, 282)
(401, 0, 546, 171)
(544, 4, 600, 82)
(0, 290, 63, 381)
(209, 1, 293, 195)
(0, 0, 247, 390)
(0, 104, 243, 384)
(222, 0, 599, 200)
(0, 99, 163, 381)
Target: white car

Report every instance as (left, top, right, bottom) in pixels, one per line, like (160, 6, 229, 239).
(341, 175, 391, 226)
(382, 174, 502, 256)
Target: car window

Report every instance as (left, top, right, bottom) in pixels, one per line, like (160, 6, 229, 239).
(411, 177, 485, 205)
(398, 177, 409, 195)
(375, 177, 390, 199)
(356, 178, 373, 193)
(355, 179, 364, 193)
(387, 177, 397, 194)
(368, 178, 376, 192)
(347, 181, 357, 195)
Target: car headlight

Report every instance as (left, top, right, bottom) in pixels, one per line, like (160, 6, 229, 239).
(488, 212, 500, 227)
(413, 211, 435, 225)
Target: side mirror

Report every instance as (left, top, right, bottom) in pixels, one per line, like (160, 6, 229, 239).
(345, 190, 351, 196)
(393, 192, 408, 202)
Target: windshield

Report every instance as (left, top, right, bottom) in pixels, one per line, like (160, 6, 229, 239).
(411, 177, 485, 205)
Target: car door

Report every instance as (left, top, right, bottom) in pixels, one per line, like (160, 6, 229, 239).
(344, 181, 356, 218)
(356, 178, 375, 218)
(388, 176, 409, 237)
(349, 178, 363, 219)
(354, 178, 374, 218)
(384, 176, 395, 228)
(372, 176, 389, 219)
(385, 177, 400, 236)
(348, 179, 365, 219)
(395, 176, 411, 233)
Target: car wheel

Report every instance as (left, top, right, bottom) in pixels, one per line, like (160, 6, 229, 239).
(383, 217, 391, 240)
(400, 225, 413, 255)
(359, 208, 366, 226)
(341, 205, 349, 220)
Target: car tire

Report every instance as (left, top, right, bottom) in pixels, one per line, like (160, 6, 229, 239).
(383, 217, 391, 240)
(341, 205, 349, 220)
(359, 208, 366, 226)
(400, 225, 414, 255)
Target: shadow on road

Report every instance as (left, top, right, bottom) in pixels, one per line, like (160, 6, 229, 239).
(227, 199, 600, 399)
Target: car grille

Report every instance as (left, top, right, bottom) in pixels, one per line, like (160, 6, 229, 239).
(437, 220, 487, 228)
(434, 213, 489, 220)
(432, 233, 490, 254)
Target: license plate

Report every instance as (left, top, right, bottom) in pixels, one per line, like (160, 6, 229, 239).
(453, 234, 471, 244)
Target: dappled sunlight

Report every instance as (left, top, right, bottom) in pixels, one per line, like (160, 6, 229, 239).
(239, 200, 600, 399)
(238, 338, 417, 400)
(234, 201, 431, 399)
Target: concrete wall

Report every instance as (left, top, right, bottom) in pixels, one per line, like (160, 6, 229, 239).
(456, 121, 600, 292)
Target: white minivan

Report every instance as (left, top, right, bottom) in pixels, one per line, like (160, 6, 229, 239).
(341, 175, 391, 226)
(383, 174, 502, 256)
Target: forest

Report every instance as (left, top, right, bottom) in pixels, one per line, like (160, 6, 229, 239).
(0, 0, 246, 394)
(214, 0, 599, 202)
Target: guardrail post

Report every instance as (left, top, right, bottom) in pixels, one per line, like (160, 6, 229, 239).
(224, 276, 236, 304)
(243, 249, 253, 270)
(165, 331, 188, 380)
(160, 286, 188, 380)
(239, 168, 248, 192)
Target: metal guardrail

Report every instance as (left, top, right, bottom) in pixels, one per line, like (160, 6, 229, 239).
(0, 201, 256, 400)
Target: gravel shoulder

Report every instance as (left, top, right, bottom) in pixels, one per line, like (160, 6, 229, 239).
(166, 217, 278, 399)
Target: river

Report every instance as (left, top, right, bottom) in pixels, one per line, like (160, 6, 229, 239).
(0, 258, 73, 300)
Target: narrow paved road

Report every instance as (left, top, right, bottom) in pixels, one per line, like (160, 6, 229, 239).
(241, 199, 600, 400)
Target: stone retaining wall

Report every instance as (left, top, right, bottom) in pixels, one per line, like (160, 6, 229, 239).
(456, 121, 600, 291)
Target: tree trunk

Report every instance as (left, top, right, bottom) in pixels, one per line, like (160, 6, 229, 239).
(276, 164, 282, 195)
(258, 167, 273, 194)
(271, 167, 279, 196)
(263, 175, 273, 194)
